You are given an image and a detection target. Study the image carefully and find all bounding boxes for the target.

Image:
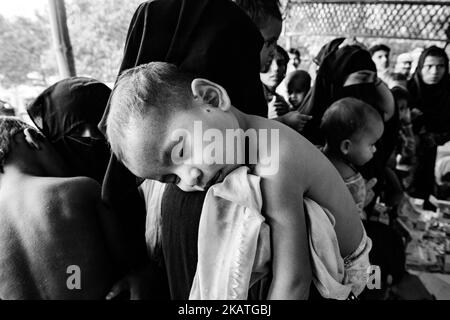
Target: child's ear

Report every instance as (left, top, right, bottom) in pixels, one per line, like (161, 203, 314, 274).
(191, 78, 231, 111)
(23, 128, 43, 150)
(340, 139, 351, 155)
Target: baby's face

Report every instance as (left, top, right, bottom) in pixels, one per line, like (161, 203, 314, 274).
(347, 120, 384, 167)
(122, 102, 242, 192)
(288, 91, 306, 109)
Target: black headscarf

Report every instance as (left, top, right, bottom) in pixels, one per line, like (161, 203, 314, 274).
(99, 0, 265, 133)
(408, 46, 450, 135)
(98, 0, 266, 193)
(313, 37, 346, 67)
(300, 45, 377, 145)
(27, 77, 111, 184)
(300, 45, 399, 206)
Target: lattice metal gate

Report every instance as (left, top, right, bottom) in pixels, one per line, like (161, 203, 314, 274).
(283, 0, 450, 42)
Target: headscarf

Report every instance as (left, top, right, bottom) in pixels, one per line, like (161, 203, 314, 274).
(27, 77, 111, 184)
(313, 37, 346, 67)
(99, 0, 265, 132)
(408, 46, 450, 135)
(299, 45, 379, 145)
(99, 0, 266, 190)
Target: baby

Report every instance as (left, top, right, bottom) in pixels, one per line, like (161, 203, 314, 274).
(285, 70, 311, 110)
(321, 97, 384, 219)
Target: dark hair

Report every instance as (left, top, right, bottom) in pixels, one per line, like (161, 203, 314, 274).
(286, 70, 311, 94)
(234, 0, 282, 28)
(0, 116, 36, 172)
(369, 44, 391, 56)
(320, 97, 382, 149)
(289, 48, 300, 57)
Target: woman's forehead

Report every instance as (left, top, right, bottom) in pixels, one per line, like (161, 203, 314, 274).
(423, 55, 445, 65)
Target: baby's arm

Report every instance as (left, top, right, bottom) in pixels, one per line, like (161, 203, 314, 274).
(258, 158, 312, 300)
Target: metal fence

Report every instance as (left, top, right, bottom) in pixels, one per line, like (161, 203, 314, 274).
(284, 0, 450, 41)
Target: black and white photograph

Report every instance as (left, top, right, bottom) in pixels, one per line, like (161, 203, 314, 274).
(0, 0, 450, 309)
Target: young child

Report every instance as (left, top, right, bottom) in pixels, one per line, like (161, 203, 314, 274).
(106, 62, 371, 300)
(321, 98, 384, 220)
(285, 70, 311, 110)
(0, 117, 117, 299)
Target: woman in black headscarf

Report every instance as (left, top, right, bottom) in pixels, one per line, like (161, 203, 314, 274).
(299, 45, 407, 293)
(98, 0, 270, 299)
(301, 44, 400, 206)
(27, 77, 111, 184)
(300, 45, 394, 146)
(408, 46, 450, 207)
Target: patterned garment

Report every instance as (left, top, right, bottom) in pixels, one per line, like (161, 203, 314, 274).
(344, 172, 367, 220)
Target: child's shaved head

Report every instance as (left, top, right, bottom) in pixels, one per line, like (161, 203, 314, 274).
(107, 62, 195, 162)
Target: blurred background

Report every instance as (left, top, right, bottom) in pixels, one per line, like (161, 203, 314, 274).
(0, 0, 449, 117)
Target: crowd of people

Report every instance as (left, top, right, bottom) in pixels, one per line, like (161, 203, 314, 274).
(0, 0, 449, 300)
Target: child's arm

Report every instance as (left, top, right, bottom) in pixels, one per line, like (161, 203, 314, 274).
(258, 152, 312, 299)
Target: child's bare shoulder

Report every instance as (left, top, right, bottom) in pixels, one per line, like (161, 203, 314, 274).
(255, 117, 326, 186)
(33, 176, 101, 216)
(40, 176, 100, 198)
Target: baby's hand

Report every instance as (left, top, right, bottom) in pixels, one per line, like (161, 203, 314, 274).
(364, 178, 377, 207)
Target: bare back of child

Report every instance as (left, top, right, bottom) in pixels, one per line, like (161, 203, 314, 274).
(0, 176, 115, 300)
(0, 119, 115, 299)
